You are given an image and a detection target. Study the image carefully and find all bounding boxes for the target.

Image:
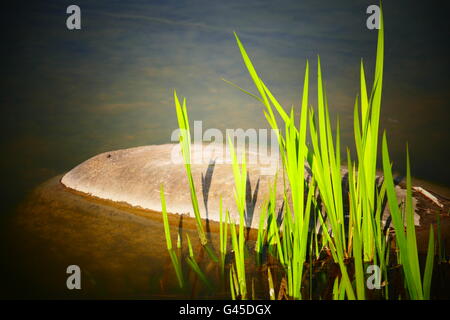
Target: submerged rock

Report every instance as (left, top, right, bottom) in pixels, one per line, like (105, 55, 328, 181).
(12, 175, 224, 298)
(11, 173, 450, 299)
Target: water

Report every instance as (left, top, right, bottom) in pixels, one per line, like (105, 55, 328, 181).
(1, 1, 449, 298)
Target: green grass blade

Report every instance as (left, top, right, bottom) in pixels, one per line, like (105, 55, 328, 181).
(423, 226, 435, 299)
(185, 233, 213, 291)
(160, 184, 172, 251)
(168, 250, 184, 288)
(160, 184, 184, 288)
(405, 145, 422, 295)
(382, 133, 423, 299)
(230, 267, 236, 300)
(174, 91, 208, 246)
(221, 78, 263, 103)
(268, 267, 276, 300)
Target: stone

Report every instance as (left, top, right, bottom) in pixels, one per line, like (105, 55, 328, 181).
(61, 143, 286, 229)
(61, 143, 420, 229)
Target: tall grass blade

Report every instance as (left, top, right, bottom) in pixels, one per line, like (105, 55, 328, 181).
(423, 226, 434, 299)
(174, 91, 218, 262)
(160, 184, 184, 288)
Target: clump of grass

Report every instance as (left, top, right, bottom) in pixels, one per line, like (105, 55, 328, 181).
(231, 29, 317, 300)
(162, 4, 436, 300)
(173, 92, 206, 245)
(382, 135, 435, 299)
(161, 183, 215, 292)
(332, 276, 346, 300)
(307, 55, 356, 299)
(227, 136, 248, 299)
(174, 91, 218, 262)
